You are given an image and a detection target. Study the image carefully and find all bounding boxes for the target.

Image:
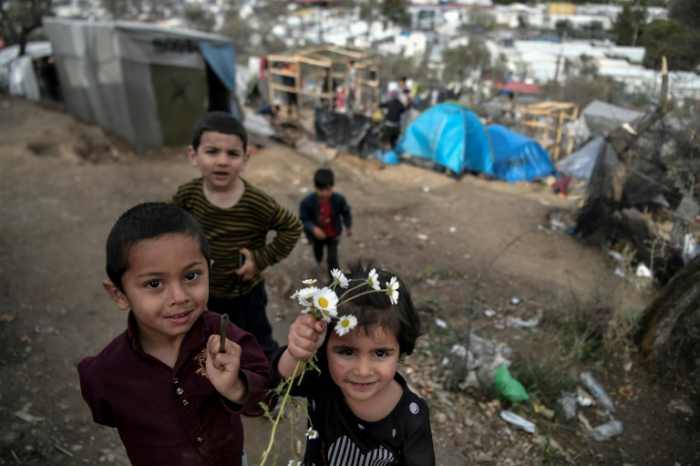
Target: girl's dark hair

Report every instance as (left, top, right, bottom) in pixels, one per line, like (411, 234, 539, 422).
(330, 261, 421, 358)
(105, 202, 211, 292)
(191, 111, 248, 151)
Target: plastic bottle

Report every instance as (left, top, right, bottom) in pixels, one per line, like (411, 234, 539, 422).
(590, 420, 624, 441)
(580, 371, 616, 413)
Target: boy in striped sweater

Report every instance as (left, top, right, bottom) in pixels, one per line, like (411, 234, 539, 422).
(173, 112, 303, 360)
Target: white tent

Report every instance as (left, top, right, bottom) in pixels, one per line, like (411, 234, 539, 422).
(43, 18, 239, 152)
(0, 42, 53, 101)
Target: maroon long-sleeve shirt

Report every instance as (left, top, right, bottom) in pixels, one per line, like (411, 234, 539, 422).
(78, 311, 271, 466)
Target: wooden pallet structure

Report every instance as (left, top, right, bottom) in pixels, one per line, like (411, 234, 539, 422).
(267, 45, 380, 116)
(517, 101, 579, 162)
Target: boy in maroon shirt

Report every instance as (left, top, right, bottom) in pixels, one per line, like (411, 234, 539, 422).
(299, 168, 353, 275)
(78, 202, 272, 466)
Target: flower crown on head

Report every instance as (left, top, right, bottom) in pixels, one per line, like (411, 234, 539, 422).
(290, 268, 400, 336)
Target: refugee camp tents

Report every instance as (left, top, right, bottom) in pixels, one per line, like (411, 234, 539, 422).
(487, 125, 555, 182)
(0, 42, 53, 101)
(580, 100, 644, 138)
(43, 18, 239, 152)
(556, 136, 605, 180)
(393, 103, 493, 177)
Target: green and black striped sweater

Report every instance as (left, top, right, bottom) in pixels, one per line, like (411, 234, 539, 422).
(172, 177, 302, 299)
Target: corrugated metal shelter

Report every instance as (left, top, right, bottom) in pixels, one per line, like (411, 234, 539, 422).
(43, 18, 238, 152)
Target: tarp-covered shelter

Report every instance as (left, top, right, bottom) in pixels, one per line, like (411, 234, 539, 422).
(43, 18, 239, 151)
(556, 136, 605, 180)
(393, 103, 493, 177)
(487, 125, 555, 182)
(580, 100, 644, 138)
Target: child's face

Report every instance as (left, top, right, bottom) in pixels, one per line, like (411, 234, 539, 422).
(103, 233, 209, 348)
(188, 131, 249, 192)
(316, 185, 333, 201)
(326, 324, 400, 409)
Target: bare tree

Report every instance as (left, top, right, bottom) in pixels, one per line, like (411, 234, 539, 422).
(0, 0, 52, 55)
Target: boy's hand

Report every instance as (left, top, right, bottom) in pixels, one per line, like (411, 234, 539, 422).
(206, 334, 248, 405)
(312, 227, 326, 240)
(288, 314, 327, 361)
(236, 248, 257, 281)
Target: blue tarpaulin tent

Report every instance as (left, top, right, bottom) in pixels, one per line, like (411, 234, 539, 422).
(487, 125, 555, 182)
(390, 103, 494, 176)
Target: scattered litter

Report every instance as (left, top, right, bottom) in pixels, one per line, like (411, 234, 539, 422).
(393, 215, 402, 222)
(1, 314, 14, 322)
(422, 186, 430, 193)
(538, 199, 551, 206)
(54, 444, 74, 458)
(435, 318, 448, 329)
(300, 187, 309, 193)
(448, 226, 457, 233)
(484, 309, 497, 318)
(590, 420, 624, 441)
(577, 412, 593, 432)
(19, 335, 29, 343)
(417, 234, 429, 241)
(580, 371, 616, 413)
(13, 404, 44, 423)
(618, 386, 634, 399)
(500, 410, 536, 434)
(550, 219, 566, 230)
(558, 392, 577, 419)
(510, 296, 522, 305)
(494, 364, 529, 403)
(624, 362, 633, 372)
(635, 263, 652, 278)
(576, 389, 594, 407)
(607, 250, 624, 262)
(667, 399, 694, 416)
(614, 266, 626, 278)
(505, 316, 539, 328)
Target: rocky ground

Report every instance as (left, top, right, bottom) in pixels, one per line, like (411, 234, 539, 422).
(0, 97, 698, 465)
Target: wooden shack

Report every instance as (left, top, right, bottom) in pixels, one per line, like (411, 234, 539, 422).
(517, 101, 579, 162)
(267, 45, 380, 118)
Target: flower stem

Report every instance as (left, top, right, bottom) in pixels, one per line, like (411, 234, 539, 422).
(259, 359, 306, 466)
(338, 289, 385, 307)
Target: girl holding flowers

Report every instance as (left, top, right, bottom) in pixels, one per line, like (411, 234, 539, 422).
(269, 261, 435, 466)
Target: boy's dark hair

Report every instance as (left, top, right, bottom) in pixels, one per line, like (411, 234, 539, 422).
(191, 111, 248, 152)
(399, 76, 407, 83)
(314, 168, 335, 189)
(330, 261, 421, 358)
(106, 202, 211, 292)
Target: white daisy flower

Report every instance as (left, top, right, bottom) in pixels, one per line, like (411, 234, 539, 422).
(289, 290, 299, 300)
(385, 276, 400, 305)
(367, 268, 381, 291)
(302, 279, 317, 285)
(296, 286, 319, 307)
(335, 315, 358, 336)
(313, 287, 338, 322)
(305, 427, 319, 440)
(331, 268, 349, 289)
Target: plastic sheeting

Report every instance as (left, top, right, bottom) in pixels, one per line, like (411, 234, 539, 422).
(8, 56, 40, 101)
(488, 125, 555, 182)
(556, 136, 604, 180)
(314, 108, 382, 158)
(43, 18, 235, 152)
(198, 42, 236, 91)
(581, 100, 644, 137)
(396, 103, 493, 176)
